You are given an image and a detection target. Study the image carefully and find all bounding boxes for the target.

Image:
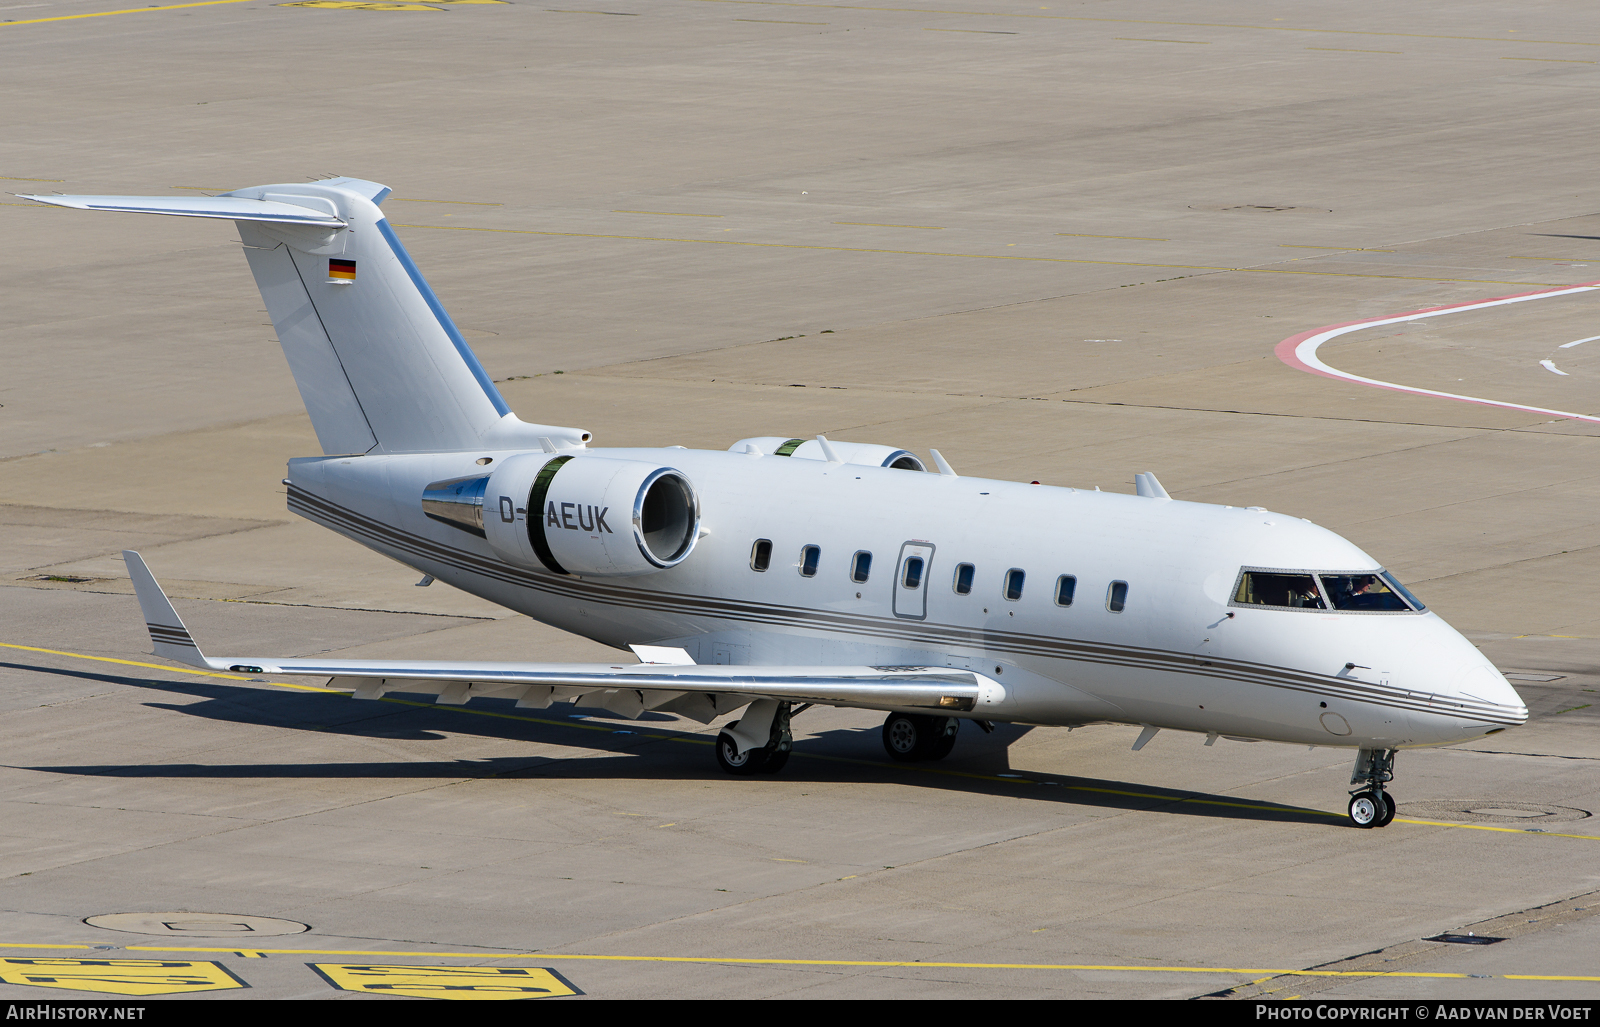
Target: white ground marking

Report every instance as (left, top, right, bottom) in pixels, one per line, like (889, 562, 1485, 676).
(1559, 334, 1600, 348)
(1277, 284, 1600, 424)
(1540, 359, 1570, 376)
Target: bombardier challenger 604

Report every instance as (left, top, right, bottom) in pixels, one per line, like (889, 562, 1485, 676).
(23, 179, 1528, 828)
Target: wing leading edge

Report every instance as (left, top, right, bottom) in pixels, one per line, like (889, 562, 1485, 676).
(122, 551, 1006, 723)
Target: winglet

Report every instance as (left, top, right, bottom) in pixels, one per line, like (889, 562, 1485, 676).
(122, 551, 210, 669)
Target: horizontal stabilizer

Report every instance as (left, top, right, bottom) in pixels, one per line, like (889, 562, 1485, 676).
(18, 193, 347, 227)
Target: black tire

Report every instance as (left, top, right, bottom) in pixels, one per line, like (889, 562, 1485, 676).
(758, 748, 790, 774)
(925, 719, 958, 761)
(883, 713, 932, 761)
(1375, 791, 1397, 827)
(1348, 790, 1382, 828)
(715, 722, 770, 776)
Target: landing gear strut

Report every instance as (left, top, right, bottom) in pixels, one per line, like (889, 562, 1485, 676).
(882, 713, 959, 762)
(1348, 747, 1397, 828)
(715, 700, 793, 776)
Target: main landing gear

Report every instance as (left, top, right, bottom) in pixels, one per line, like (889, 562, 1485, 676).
(713, 705, 976, 776)
(881, 713, 960, 762)
(715, 700, 794, 776)
(1347, 747, 1397, 829)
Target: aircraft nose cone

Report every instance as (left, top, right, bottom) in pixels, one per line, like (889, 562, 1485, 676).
(1458, 663, 1528, 725)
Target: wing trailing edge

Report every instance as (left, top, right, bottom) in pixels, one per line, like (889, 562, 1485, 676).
(123, 552, 1006, 720)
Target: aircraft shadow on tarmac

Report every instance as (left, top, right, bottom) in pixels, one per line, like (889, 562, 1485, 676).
(6, 661, 1340, 826)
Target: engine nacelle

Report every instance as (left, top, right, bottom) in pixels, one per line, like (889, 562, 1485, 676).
(730, 436, 926, 471)
(430, 453, 699, 578)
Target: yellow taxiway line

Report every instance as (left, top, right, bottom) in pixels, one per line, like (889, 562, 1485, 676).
(0, 0, 255, 27)
(391, 222, 1568, 290)
(6, 640, 1599, 841)
(8, 946, 1558, 981)
(0, 942, 1595, 982)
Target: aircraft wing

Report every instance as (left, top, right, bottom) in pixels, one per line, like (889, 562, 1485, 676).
(123, 551, 1004, 723)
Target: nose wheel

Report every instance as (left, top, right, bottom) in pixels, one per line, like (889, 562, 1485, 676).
(1347, 748, 1398, 828)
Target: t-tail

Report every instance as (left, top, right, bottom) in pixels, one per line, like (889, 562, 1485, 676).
(21, 179, 587, 455)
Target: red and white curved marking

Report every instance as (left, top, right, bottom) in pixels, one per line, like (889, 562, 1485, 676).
(1274, 281, 1600, 424)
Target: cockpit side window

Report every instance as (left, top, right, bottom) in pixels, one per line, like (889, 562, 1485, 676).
(1232, 570, 1326, 610)
(1321, 572, 1414, 612)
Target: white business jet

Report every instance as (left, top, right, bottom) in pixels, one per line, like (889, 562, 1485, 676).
(23, 178, 1528, 828)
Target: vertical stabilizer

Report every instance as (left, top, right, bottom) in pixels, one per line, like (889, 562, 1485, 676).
(21, 179, 589, 455)
(228, 178, 513, 454)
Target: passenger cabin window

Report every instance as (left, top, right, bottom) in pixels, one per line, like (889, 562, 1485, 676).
(1321, 573, 1414, 612)
(1003, 568, 1025, 602)
(1233, 571, 1325, 610)
(1055, 575, 1076, 607)
(851, 551, 872, 583)
(750, 539, 772, 572)
(799, 545, 820, 577)
(1107, 580, 1128, 613)
(902, 556, 925, 590)
(953, 563, 975, 595)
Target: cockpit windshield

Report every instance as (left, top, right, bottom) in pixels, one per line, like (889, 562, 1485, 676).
(1321, 571, 1425, 612)
(1231, 568, 1425, 613)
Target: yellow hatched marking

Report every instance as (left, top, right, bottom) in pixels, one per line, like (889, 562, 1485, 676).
(312, 963, 577, 999)
(0, 958, 244, 996)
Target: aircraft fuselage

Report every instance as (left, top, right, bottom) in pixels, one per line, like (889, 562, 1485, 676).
(286, 445, 1528, 751)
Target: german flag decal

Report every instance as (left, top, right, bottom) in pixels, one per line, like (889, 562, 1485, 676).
(328, 258, 357, 282)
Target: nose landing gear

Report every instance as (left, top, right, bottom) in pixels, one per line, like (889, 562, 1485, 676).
(1348, 748, 1397, 828)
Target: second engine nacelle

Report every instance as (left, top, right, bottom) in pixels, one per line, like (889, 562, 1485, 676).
(730, 436, 926, 471)
(425, 453, 700, 578)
